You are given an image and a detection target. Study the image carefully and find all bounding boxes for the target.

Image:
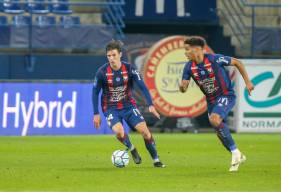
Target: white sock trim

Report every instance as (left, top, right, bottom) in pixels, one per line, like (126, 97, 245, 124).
(153, 158, 160, 163)
(231, 148, 240, 154)
(129, 145, 135, 151)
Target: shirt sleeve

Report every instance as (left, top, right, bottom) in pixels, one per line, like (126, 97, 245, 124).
(130, 65, 153, 106)
(214, 54, 232, 66)
(182, 62, 191, 80)
(92, 70, 103, 115)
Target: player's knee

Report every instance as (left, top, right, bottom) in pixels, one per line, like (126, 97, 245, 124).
(143, 132, 151, 140)
(209, 114, 222, 127)
(135, 122, 151, 139)
(115, 131, 125, 138)
(140, 129, 151, 140)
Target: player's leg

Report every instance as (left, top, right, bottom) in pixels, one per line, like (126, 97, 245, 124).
(125, 107, 165, 167)
(209, 113, 236, 152)
(115, 108, 142, 164)
(209, 96, 246, 171)
(105, 110, 134, 152)
(135, 122, 165, 167)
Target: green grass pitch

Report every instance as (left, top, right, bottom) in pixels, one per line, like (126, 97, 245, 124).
(0, 134, 280, 192)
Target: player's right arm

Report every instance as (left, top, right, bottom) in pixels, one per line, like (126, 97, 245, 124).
(179, 62, 191, 93)
(92, 70, 103, 128)
(179, 80, 190, 93)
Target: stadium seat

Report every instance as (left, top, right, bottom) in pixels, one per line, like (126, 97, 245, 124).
(0, 16, 8, 25)
(50, 0, 72, 14)
(0, 1, 4, 12)
(59, 15, 80, 27)
(3, 0, 25, 14)
(26, 0, 49, 14)
(11, 15, 31, 26)
(35, 15, 56, 26)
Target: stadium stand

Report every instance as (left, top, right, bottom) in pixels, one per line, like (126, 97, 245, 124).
(26, 0, 49, 14)
(3, 0, 24, 14)
(217, 0, 281, 57)
(0, 0, 125, 79)
(11, 14, 31, 26)
(50, 0, 72, 14)
(35, 15, 56, 26)
(59, 15, 80, 27)
(0, 15, 8, 25)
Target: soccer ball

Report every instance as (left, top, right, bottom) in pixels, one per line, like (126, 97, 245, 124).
(111, 150, 129, 168)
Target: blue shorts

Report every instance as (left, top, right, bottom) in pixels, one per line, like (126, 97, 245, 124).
(207, 95, 236, 120)
(103, 106, 145, 129)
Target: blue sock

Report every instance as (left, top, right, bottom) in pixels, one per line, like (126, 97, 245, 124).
(144, 136, 159, 160)
(116, 134, 133, 150)
(215, 122, 237, 152)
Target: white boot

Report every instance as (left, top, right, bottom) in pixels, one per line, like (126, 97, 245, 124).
(229, 151, 246, 172)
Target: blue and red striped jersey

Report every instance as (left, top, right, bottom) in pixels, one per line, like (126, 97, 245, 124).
(92, 62, 153, 114)
(182, 53, 235, 104)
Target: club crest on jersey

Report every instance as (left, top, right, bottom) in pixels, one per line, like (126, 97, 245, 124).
(116, 77, 121, 82)
(200, 71, 206, 75)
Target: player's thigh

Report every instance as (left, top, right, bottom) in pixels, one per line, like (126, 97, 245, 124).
(209, 113, 222, 127)
(210, 95, 236, 120)
(134, 121, 151, 137)
(104, 110, 122, 130)
(112, 122, 125, 136)
(123, 107, 145, 129)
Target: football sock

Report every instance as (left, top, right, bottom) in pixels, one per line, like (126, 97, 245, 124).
(231, 148, 241, 155)
(116, 134, 134, 150)
(144, 136, 159, 160)
(215, 122, 237, 152)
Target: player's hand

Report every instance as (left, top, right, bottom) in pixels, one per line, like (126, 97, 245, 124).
(179, 85, 187, 93)
(149, 105, 160, 119)
(246, 81, 254, 96)
(179, 80, 188, 93)
(93, 114, 101, 129)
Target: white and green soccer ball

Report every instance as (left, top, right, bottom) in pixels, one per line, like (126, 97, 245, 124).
(111, 150, 129, 168)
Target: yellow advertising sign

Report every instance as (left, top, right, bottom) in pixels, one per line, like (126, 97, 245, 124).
(143, 36, 213, 117)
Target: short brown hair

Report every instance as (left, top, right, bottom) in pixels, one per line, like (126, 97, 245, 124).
(106, 40, 123, 53)
(184, 36, 206, 48)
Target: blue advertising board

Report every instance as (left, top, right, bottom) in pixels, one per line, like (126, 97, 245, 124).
(124, 0, 218, 24)
(0, 82, 129, 136)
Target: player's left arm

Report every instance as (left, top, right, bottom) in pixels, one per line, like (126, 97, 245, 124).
(131, 67, 160, 119)
(231, 58, 254, 95)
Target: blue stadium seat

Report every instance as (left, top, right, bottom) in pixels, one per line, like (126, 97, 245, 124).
(3, 0, 25, 14)
(26, 0, 49, 14)
(35, 15, 56, 26)
(11, 15, 31, 26)
(50, 0, 72, 14)
(0, 1, 4, 12)
(0, 16, 8, 25)
(60, 15, 80, 27)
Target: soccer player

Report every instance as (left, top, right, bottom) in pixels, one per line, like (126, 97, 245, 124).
(92, 40, 165, 168)
(179, 36, 254, 171)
